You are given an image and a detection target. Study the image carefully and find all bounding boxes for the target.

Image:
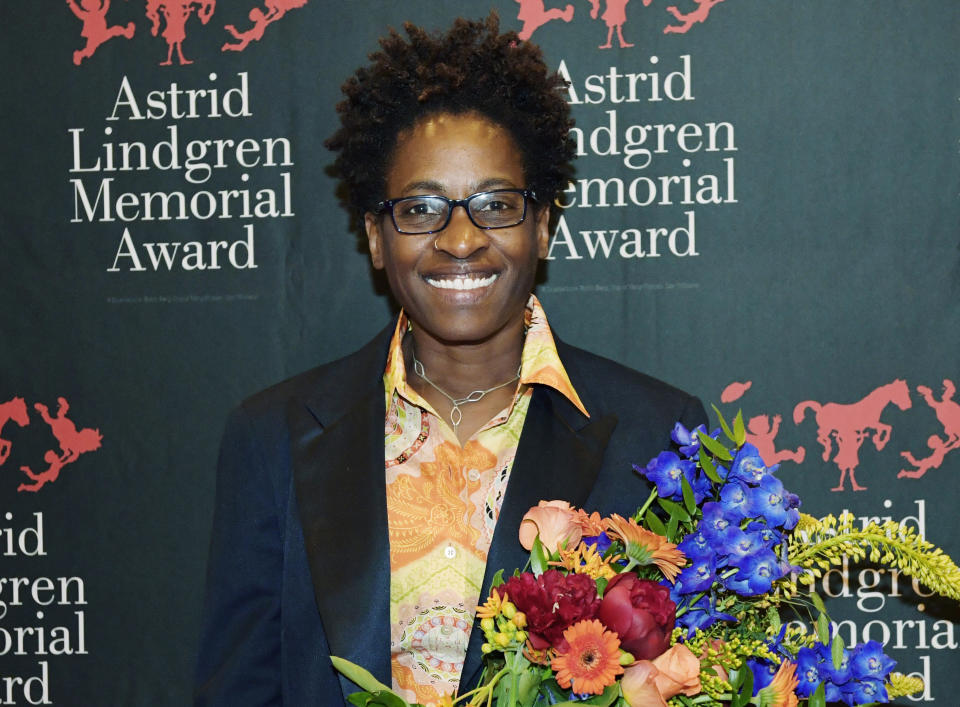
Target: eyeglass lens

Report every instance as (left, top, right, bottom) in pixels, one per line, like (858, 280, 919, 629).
(391, 190, 527, 233)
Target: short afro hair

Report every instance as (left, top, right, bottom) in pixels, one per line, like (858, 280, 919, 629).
(325, 13, 575, 219)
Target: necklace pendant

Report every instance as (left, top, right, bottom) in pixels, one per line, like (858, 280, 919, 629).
(450, 405, 462, 429)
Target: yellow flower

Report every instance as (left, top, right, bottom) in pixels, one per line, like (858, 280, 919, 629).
(552, 542, 620, 580)
(605, 514, 686, 582)
(551, 619, 624, 695)
(476, 589, 507, 620)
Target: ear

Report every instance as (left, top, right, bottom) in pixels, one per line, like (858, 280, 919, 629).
(364, 212, 384, 270)
(534, 205, 552, 259)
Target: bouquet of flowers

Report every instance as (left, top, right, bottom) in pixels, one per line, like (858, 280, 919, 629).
(335, 410, 960, 707)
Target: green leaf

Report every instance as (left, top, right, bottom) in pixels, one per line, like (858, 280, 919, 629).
(732, 409, 746, 447)
(809, 590, 827, 617)
(699, 452, 723, 484)
(808, 681, 827, 707)
(530, 536, 549, 576)
(645, 509, 668, 537)
(491, 568, 505, 588)
(732, 667, 754, 707)
(698, 430, 733, 461)
(596, 576, 609, 597)
(666, 513, 679, 541)
(831, 631, 846, 670)
(816, 613, 830, 645)
(657, 496, 691, 523)
(680, 475, 697, 516)
(766, 606, 781, 633)
(711, 404, 735, 443)
(331, 657, 398, 697)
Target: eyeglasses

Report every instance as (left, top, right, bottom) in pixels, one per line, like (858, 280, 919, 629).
(375, 189, 537, 235)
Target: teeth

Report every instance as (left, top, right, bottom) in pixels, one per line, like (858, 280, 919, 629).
(426, 274, 498, 290)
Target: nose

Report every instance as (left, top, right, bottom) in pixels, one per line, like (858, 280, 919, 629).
(432, 204, 489, 258)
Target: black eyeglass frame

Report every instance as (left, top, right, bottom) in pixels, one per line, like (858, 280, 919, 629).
(374, 188, 539, 235)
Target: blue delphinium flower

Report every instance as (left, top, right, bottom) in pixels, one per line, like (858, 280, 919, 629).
(728, 443, 773, 484)
(724, 549, 784, 595)
(724, 528, 766, 565)
(850, 640, 896, 681)
(635, 451, 697, 501)
(700, 502, 738, 546)
(745, 520, 782, 548)
(841, 677, 888, 704)
(747, 474, 790, 527)
(671, 422, 708, 458)
(674, 555, 716, 594)
(678, 529, 712, 559)
(719, 481, 751, 521)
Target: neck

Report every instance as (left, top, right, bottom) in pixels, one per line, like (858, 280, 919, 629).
(404, 318, 525, 399)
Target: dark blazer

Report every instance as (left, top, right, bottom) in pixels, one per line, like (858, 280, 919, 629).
(195, 324, 706, 706)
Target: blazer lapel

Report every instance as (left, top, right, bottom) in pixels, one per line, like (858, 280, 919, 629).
(459, 385, 617, 689)
(289, 328, 394, 694)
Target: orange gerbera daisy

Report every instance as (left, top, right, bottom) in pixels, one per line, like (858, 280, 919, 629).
(605, 514, 686, 582)
(551, 619, 624, 695)
(758, 660, 799, 707)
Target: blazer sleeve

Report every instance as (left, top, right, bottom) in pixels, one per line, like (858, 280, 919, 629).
(194, 406, 284, 706)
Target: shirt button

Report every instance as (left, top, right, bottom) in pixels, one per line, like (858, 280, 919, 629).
(467, 469, 480, 482)
(444, 545, 457, 559)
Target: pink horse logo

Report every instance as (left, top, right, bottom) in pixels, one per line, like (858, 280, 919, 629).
(0, 397, 31, 466)
(793, 379, 912, 492)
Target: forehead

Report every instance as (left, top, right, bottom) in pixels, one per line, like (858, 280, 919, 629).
(385, 113, 525, 195)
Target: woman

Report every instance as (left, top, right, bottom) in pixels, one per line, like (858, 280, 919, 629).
(195, 14, 705, 707)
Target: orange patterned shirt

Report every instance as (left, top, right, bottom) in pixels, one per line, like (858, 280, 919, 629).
(383, 295, 587, 706)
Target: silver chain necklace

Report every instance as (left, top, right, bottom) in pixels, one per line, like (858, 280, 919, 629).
(411, 353, 521, 434)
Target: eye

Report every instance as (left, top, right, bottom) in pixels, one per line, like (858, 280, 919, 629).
(474, 192, 523, 213)
(398, 197, 444, 217)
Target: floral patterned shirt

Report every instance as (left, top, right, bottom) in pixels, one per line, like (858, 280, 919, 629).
(383, 295, 587, 706)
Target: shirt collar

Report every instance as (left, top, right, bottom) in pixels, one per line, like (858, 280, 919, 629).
(383, 294, 589, 418)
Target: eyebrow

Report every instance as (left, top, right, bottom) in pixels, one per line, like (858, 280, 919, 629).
(398, 177, 519, 196)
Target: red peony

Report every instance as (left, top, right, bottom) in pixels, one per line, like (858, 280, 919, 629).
(497, 570, 600, 651)
(597, 572, 676, 660)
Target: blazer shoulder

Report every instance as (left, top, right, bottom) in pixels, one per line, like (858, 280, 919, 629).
(234, 323, 393, 426)
(556, 339, 705, 427)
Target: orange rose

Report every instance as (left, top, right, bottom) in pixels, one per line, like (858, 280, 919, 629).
(518, 500, 582, 554)
(621, 661, 669, 707)
(622, 644, 701, 706)
(651, 644, 701, 698)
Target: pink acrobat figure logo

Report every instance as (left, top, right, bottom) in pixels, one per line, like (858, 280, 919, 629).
(17, 397, 103, 493)
(146, 0, 215, 65)
(899, 379, 960, 479)
(746, 414, 805, 467)
(663, 0, 725, 34)
(222, 0, 307, 52)
(67, 0, 136, 66)
(589, 0, 647, 49)
(514, 0, 575, 41)
(793, 379, 912, 492)
(0, 397, 30, 467)
(719, 381, 805, 467)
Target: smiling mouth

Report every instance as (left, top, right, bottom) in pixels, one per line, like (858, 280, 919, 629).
(424, 274, 499, 291)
